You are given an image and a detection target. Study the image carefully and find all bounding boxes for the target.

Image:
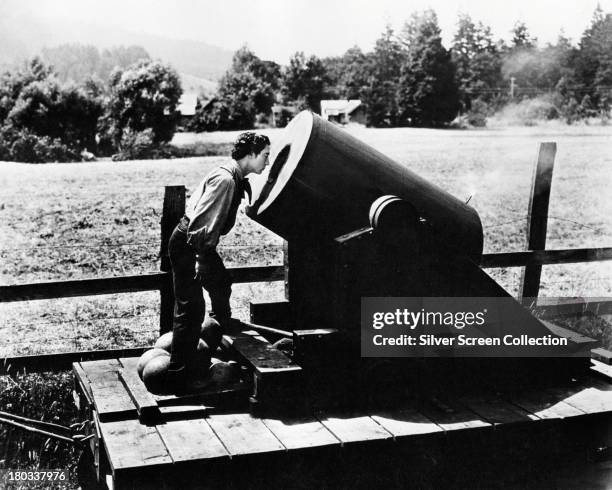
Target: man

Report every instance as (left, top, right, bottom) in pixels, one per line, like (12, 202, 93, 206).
(167, 132, 271, 391)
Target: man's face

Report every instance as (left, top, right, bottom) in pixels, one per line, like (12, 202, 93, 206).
(251, 145, 270, 174)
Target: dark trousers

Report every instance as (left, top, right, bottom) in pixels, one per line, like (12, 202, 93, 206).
(168, 218, 231, 374)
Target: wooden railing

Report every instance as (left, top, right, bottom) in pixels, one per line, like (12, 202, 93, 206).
(1, 143, 611, 372)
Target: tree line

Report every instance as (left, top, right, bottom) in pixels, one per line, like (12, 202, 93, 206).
(1, 6, 611, 162)
(193, 6, 612, 130)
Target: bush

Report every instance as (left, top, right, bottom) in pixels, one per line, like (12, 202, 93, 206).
(111, 129, 172, 161)
(465, 98, 488, 127)
(0, 371, 79, 481)
(5, 128, 78, 163)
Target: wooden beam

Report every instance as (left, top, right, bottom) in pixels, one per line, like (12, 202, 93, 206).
(519, 142, 556, 301)
(0, 273, 167, 303)
(0, 347, 149, 374)
(534, 298, 612, 318)
(0, 266, 285, 304)
(480, 247, 612, 268)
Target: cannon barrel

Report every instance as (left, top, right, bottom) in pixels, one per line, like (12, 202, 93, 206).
(248, 111, 483, 261)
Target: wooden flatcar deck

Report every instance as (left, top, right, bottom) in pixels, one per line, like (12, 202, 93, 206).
(73, 358, 612, 490)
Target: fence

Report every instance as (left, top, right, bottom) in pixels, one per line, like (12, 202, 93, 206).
(1, 143, 611, 372)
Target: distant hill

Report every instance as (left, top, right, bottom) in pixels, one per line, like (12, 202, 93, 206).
(0, 11, 232, 85)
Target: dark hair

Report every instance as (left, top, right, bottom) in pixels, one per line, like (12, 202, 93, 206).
(231, 132, 270, 160)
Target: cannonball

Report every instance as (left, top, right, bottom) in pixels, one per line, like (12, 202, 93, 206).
(154, 332, 173, 353)
(272, 338, 293, 353)
(201, 317, 222, 351)
(136, 348, 169, 380)
(142, 355, 171, 394)
(209, 361, 238, 386)
(194, 339, 212, 371)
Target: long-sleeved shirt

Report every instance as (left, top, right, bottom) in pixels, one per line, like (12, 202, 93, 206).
(185, 160, 247, 255)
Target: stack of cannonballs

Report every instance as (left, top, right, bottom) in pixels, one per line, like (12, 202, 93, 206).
(137, 317, 240, 394)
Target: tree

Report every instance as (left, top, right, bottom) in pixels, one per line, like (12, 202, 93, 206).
(451, 14, 503, 108)
(323, 46, 369, 100)
(282, 52, 328, 113)
(361, 25, 405, 126)
(576, 5, 612, 103)
(104, 59, 182, 147)
(396, 10, 460, 126)
(535, 33, 578, 89)
(192, 46, 280, 131)
(510, 21, 538, 51)
(0, 57, 54, 123)
(228, 46, 281, 115)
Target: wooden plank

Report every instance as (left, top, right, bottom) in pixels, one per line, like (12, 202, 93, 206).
(457, 394, 539, 426)
(317, 412, 392, 445)
(158, 404, 209, 420)
(81, 360, 137, 421)
(73, 362, 94, 407)
(508, 388, 586, 420)
(118, 357, 139, 371)
(2, 347, 149, 374)
(206, 413, 285, 456)
(418, 399, 492, 433)
(118, 368, 161, 423)
(591, 359, 612, 380)
(81, 359, 122, 384)
(592, 348, 612, 365)
(480, 247, 612, 268)
(262, 416, 340, 450)
(519, 141, 556, 301)
(370, 408, 443, 439)
(156, 418, 229, 462)
(553, 378, 612, 415)
(100, 418, 172, 473)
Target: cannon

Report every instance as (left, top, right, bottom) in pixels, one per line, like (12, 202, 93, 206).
(236, 111, 592, 413)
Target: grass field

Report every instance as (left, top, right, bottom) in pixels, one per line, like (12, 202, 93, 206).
(1, 125, 611, 356)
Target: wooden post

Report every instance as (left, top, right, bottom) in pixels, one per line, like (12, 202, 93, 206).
(519, 142, 556, 303)
(159, 185, 185, 334)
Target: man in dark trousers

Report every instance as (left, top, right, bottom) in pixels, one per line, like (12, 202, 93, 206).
(167, 132, 271, 391)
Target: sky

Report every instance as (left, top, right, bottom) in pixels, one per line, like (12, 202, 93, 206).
(8, 0, 612, 63)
